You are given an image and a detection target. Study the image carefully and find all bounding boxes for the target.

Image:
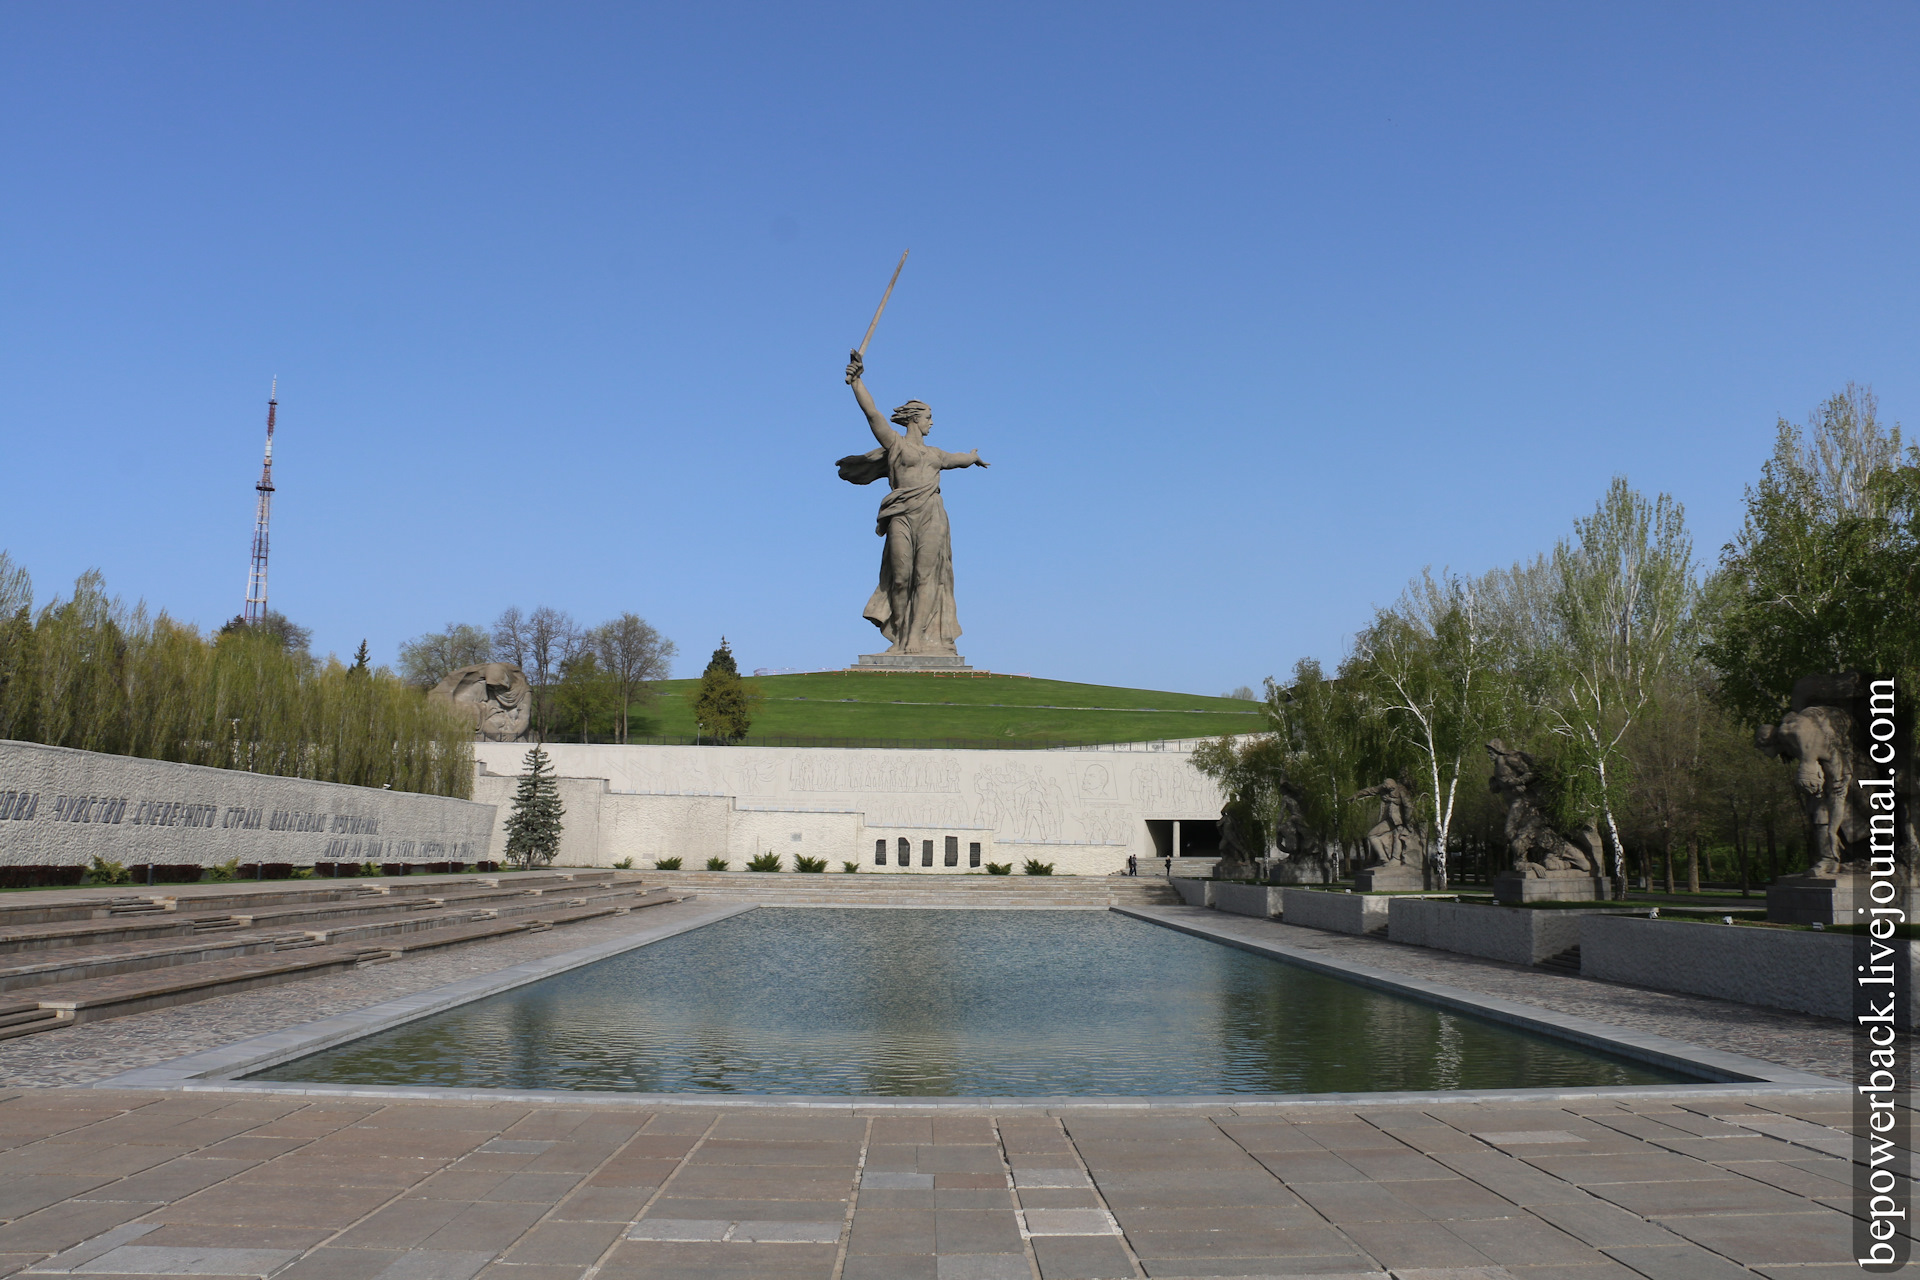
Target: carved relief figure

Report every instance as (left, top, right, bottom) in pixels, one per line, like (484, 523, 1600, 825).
(1486, 740, 1601, 878)
(1352, 778, 1425, 868)
(837, 350, 990, 656)
(429, 663, 531, 741)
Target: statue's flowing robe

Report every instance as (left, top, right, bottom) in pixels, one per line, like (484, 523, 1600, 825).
(836, 446, 963, 653)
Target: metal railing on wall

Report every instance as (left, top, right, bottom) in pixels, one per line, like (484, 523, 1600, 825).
(486, 733, 1213, 752)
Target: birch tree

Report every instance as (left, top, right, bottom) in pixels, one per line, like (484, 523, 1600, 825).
(1545, 477, 1696, 888)
(1350, 568, 1505, 889)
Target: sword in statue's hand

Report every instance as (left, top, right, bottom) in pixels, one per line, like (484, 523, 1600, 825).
(847, 250, 908, 384)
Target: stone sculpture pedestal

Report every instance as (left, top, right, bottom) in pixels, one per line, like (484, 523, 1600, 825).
(1763, 874, 1916, 925)
(1492, 870, 1610, 904)
(855, 653, 974, 672)
(1354, 863, 1425, 892)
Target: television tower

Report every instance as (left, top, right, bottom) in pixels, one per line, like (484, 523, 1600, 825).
(243, 381, 278, 625)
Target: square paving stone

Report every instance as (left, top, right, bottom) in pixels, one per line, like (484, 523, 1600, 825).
(864, 1172, 935, 1190)
(729, 1222, 843, 1244)
(1290, 1181, 1434, 1223)
(370, 1251, 495, 1280)
(1013, 1168, 1091, 1189)
(1134, 1255, 1377, 1276)
(333, 1200, 469, 1249)
(73, 1243, 303, 1275)
(870, 1119, 934, 1145)
(1017, 1189, 1103, 1211)
(155, 1182, 397, 1228)
(1589, 1178, 1815, 1216)
(645, 1199, 849, 1222)
(598, 1239, 839, 1278)
(415, 1201, 549, 1251)
(627, 1221, 733, 1242)
(1598, 1244, 1756, 1280)
(843, 1257, 935, 1280)
(499, 1219, 626, 1265)
(1032, 1234, 1134, 1279)
(937, 1189, 1015, 1210)
(1656, 1210, 1854, 1266)
(1378, 1179, 1523, 1221)
(1524, 1201, 1686, 1249)
(1445, 1218, 1607, 1266)
(1253, 1152, 1368, 1183)
(1020, 1209, 1115, 1236)
(1122, 1224, 1356, 1259)
(847, 1208, 935, 1254)
(551, 1186, 651, 1221)
(1337, 1221, 1497, 1269)
(934, 1210, 1024, 1254)
(933, 1256, 1029, 1280)
(271, 1247, 406, 1280)
(918, 1147, 1008, 1175)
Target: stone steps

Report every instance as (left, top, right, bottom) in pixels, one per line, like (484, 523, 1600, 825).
(0, 883, 679, 1034)
(1538, 943, 1582, 974)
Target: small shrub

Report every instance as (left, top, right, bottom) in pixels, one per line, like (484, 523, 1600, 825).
(841, 861, 860, 873)
(85, 857, 130, 886)
(1022, 859, 1054, 876)
(473, 860, 500, 873)
(746, 852, 782, 873)
(612, 857, 635, 870)
(794, 855, 827, 873)
(290, 867, 314, 879)
(705, 857, 730, 871)
(655, 856, 684, 870)
(358, 861, 381, 876)
(207, 859, 242, 882)
(985, 862, 1012, 875)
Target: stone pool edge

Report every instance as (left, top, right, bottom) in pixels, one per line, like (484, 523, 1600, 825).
(1113, 905, 1841, 1092)
(90, 900, 1844, 1108)
(90, 899, 759, 1091)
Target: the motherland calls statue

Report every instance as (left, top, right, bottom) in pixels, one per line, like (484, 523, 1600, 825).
(1486, 740, 1608, 900)
(837, 348, 989, 659)
(429, 662, 532, 741)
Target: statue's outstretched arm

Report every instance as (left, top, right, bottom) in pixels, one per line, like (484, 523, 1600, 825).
(845, 350, 896, 448)
(937, 448, 988, 470)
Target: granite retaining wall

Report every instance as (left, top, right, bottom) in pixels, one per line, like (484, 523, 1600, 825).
(1579, 913, 1918, 1024)
(1387, 898, 1619, 965)
(1280, 888, 1391, 935)
(0, 739, 496, 868)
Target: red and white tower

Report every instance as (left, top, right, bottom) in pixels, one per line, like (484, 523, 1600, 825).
(243, 381, 278, 625)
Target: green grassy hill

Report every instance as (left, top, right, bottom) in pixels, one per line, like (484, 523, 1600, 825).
(630, 672, 1263, 746)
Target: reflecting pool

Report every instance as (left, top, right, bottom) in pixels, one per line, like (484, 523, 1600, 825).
(251, 909, 1696, 1095)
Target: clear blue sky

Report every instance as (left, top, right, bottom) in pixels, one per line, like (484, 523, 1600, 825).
(3, 3, 1915, 693)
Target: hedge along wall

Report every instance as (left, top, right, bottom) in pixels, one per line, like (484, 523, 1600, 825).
(0, 739, 497, 869)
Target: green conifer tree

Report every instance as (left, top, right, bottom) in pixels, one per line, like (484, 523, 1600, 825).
(349, 640, 370, 676)
(689, 638, 761, 744)
(504, 745, 565, 869)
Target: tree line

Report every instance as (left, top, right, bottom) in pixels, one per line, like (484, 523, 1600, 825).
(398, 608, 676, 743)
(1196, 385, 1919, 893)
(0, 555, 472, 797)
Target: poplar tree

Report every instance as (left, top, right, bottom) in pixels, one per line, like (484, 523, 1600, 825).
(504, 745, 565, 869)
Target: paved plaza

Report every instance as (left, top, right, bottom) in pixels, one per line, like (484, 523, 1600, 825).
(0, 1084, 1865, 1280)
(0, 895, 1880, 1278)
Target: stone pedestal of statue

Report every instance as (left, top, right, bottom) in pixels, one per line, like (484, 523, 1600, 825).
(1762, 873, 1915, 925)
(855, 653, 975, 671)
(1492, 870, 1610, 904)
(1354, 863, 1425, 893)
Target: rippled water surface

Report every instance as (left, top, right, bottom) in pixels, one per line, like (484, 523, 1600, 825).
(253, 909, 1693, 1094)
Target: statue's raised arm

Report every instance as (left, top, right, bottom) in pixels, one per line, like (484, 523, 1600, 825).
(844, 350, 895, 450)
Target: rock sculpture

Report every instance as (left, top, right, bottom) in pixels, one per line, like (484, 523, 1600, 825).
(429, 663, 532, 741)
(1486, 740, 1604, 880)
(838, 349, 989, 662)
(1354, 778, 1425, 868)
(1754, 675, 1874, 877)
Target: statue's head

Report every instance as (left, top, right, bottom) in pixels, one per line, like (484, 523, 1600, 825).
(890, 400, 931, 432)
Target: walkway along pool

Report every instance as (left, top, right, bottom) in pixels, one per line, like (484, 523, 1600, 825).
(248, 908, 1697, 1095)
